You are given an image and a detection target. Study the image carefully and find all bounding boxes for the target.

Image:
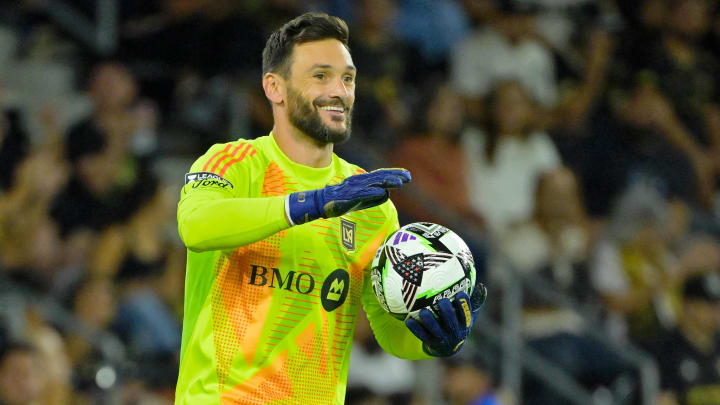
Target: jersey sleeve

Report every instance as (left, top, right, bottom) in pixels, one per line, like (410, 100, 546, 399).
(177, 143, 291, 252)
(361, 203, 433, 360)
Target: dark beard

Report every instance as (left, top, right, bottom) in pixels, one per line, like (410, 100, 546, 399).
(287, 85, 352, 145)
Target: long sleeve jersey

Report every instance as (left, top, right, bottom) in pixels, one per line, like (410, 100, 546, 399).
(174, 133, 429, 405)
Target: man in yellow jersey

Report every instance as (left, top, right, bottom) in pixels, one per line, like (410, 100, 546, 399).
(175, 13, 481, 404)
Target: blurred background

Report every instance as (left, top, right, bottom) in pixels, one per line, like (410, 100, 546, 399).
(0, 0, 719, 404)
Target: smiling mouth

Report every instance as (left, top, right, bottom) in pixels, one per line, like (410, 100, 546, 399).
(318, 105, 345, 113)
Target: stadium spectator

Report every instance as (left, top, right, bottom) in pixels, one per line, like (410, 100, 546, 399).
(501, 168, 636, 405)
(0, 146, 68, 291)
(451, 0, 557, 109)
(25, 307, 73, 405)
(88, 178, 166, 279)
(64, 278, 118, 400)
(390, 81, 478, 227)
(501, 168, 594, 313)
(593, 0, 720, 210)
(461, 80, 561, 235)
(549, 26, 614, 137)
(613, 0, 667, 79)
(51, 62, 161, 243)
(106, 182, 182, 358)
(389, 81, 489, 280)
(591, 184, 679, 346)
(641, 0, 720, 156)
(339, 0, 408, 161)
(73, 62, 139, 149)
(626, 0, 720, 209)
(567, 79, 705, 218)
(652, 274, 720, 405)
(591, 183, 720, 348)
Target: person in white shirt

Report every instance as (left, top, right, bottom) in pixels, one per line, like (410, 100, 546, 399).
(462, 80, 561, 234)
(451, 6, 557, 108)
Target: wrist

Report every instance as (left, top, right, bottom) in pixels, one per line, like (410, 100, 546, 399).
(422, 340, 465, 358)
(422, 342, 439, 357)
(287, 189, 324, 225)
(284, 195, 295, 226)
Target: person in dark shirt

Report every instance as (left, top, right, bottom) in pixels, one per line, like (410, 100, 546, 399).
(654, 274, 720, 405)
(50, 117, 127, 238)
(641, 0, 720, 149)
(51, 62, 157, 238)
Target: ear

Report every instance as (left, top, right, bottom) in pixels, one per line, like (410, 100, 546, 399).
(262, 73, 285, 105)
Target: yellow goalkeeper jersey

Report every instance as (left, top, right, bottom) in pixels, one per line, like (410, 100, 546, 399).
(175, 133, 429, 405)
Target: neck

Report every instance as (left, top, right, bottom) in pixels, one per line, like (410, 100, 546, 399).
(272, 116, 333, 168)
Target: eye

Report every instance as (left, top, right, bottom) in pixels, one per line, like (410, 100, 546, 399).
(343, 75, 355, 83)
(314, 73, 326, 80)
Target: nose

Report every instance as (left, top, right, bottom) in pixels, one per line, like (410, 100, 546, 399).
(328, 76, 350, 98)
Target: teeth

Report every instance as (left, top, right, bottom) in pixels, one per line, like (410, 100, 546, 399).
(320, 106, 344, 112)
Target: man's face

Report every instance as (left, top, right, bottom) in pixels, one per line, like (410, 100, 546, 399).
(90, 63, 138, 111)
(284, 39, 356, 145)
(0, 351, 45, 405)
(493, 81, 535, 135)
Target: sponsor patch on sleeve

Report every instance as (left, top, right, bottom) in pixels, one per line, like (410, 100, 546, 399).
(184, 172, 234, 189)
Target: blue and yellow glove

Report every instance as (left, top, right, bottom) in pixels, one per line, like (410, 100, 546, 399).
(285, 168, 411, 225)
(406, 283, 487, 357)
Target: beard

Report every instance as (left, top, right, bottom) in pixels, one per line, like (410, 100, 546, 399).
(287, 85, 352, 145)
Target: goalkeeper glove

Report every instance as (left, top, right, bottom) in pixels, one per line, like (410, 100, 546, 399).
(406, 283, 487, 357)
(285, 168, 411, 225)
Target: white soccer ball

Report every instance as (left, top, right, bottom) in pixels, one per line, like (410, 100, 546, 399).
(370, 222, 477, 320)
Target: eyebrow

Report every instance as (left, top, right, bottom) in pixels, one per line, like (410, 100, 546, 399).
(308, 64, 356, 72)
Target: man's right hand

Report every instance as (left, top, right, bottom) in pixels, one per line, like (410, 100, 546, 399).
(285, 169, 411, 225)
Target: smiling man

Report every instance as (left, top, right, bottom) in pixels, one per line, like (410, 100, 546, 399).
(174, 13, 479, 405)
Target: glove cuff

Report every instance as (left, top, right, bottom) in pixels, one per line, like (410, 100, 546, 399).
(287, 190, 324, 225)
(422, 340, 465, 358)
(284, 194, 296, 226)
(422, 342, 440, 357)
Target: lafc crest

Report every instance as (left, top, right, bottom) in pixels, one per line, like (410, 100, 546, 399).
(340, 218, 355, 251)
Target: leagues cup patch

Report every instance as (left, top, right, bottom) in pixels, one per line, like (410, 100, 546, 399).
(185, 172, 234, 189)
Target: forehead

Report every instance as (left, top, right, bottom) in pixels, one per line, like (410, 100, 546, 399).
(289, 39, 354, 75)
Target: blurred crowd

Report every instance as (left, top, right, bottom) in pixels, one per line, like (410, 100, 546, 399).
(0, 0, 720, 404)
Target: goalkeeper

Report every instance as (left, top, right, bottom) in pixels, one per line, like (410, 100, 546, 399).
(175, 13, 484, 405)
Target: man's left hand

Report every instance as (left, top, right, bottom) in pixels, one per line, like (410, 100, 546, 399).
(405, 285, 486, 357)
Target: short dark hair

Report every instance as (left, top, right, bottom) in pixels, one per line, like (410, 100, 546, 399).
(262, 13, 350, 78)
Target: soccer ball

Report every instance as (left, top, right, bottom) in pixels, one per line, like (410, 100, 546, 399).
(370, 222, 476, 321)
